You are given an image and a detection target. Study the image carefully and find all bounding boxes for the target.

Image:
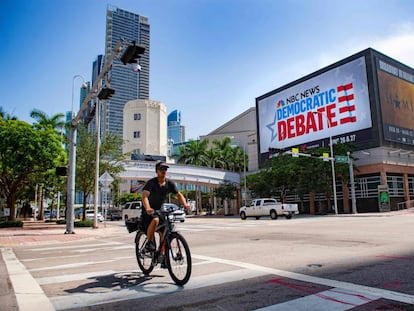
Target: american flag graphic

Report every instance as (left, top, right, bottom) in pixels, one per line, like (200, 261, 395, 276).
(337, 83, 356, 124)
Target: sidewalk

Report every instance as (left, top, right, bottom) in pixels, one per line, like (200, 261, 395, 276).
(0, 224, 123, 247)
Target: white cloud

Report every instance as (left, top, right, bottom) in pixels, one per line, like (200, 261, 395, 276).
(315, 22, 414, 69)
(372, 23, 414, 67)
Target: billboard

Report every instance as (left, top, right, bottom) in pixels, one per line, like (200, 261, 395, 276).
(257, 56, 372, 154)
(376, 56, 414, 146)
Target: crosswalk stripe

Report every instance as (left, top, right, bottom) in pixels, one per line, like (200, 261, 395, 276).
(36, 270, 116, 285)
(29, 241, 123, 252)
(1, 248, 55, 311)
(28, 256, 134, 272)
(255, 288, 376, 311)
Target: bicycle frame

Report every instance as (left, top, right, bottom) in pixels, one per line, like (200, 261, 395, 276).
(141, 210, 180, 265)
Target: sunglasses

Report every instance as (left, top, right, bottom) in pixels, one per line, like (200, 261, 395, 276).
(158, 167, 168, 171)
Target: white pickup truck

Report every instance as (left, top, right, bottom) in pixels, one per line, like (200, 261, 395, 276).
(240, 198, 299, 220)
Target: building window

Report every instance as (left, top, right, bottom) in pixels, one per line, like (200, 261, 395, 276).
(133, 131, 140, 138)
(134, 113, 141, 120)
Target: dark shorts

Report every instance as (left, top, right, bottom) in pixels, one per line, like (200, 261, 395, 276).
(141, 210, 163, 231)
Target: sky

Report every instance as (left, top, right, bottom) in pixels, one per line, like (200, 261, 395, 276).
(1, 0, 414, 140)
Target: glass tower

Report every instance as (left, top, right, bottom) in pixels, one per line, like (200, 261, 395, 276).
(103, 6, 150, 138)
(167, 109, 185, 144)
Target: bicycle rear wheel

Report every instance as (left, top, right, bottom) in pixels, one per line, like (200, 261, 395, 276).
(166, 232, 192, 286)
(135, 231, 155, 275)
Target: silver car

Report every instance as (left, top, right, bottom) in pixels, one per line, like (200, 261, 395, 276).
(162, 203, 186, 222)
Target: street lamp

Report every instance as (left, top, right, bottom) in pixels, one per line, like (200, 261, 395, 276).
(71, 75, 87, 118)
(313, 111, 338, 215)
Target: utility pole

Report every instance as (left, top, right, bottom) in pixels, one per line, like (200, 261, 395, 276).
(347, 152, 357, 214)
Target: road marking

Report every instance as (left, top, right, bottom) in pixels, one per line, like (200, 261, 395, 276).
(28, 256, 134, 271)
(255, 287, 376, 311)
(50, 268, 268, 310)
(36, 270, 116, 285)
(21, 254, 83, 262)
(192, 254, 414, 305)
(1, 248, 54, 311)
(29, 241, 123, 252)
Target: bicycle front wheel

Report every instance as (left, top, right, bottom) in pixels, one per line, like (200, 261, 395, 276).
(166, 232, 192, 286)
(135, 231, 155, 275)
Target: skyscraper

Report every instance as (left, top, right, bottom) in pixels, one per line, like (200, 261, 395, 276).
(103, 5, 150, 138)
(168, 109, 185, 144)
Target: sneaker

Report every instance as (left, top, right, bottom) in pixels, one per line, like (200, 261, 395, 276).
(145, 240, 156, 252)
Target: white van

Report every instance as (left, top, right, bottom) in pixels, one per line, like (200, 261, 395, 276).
(122, 201, 142, 222)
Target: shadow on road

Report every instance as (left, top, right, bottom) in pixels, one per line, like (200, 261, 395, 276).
(65, 271, 165, 293)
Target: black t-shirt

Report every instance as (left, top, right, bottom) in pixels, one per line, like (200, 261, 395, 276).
(142, 177, 178, 211)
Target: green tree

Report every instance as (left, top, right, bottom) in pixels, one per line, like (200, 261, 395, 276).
(30, 109, 65, 136)
(247, 143, 356, 213)
(75, 125, 125, 220)
(0, 107, 17, 120)
(0, 119, 65, 220)
(177, 139, 209, 166)
(214, 181, 237, 215)
(29, 109, 67, 219)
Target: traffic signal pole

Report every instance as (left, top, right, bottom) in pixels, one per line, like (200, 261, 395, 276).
(65, 39, 124, 234)
(65, 39, 146, 234)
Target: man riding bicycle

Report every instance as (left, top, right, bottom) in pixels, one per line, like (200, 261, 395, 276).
(142, 161, 189, 252)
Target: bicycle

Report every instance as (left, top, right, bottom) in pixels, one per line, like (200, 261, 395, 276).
(126, 205, 192, 286)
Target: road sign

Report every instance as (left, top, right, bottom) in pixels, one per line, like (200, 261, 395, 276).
(292, 148, 299, 157)
(322, 153, 330, 161)
(99, 171, 114, 187)
(335, 155, 348, 163)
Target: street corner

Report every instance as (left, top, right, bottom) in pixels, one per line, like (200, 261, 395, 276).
(0, 227, 97, 247)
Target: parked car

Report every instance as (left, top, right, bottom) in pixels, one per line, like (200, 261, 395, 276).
(106, 209, 122, 221)
(122, 201, 143, 223)
(85, 210, 104, 222)
(162, 203, 186, 222)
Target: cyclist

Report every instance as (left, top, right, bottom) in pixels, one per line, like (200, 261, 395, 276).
(142, 161, 189, 252)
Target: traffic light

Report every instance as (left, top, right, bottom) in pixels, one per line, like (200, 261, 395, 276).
(120, 42, 146, 65)
(56, 166, 68, 176)
(98, 87, 115, 100)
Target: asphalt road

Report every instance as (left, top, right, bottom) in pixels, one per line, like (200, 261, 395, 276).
(2, 210, 414, 310)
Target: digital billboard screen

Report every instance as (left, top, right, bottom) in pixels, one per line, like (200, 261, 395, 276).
(376, 56, 414, 146)
(257, 56, 372, 154)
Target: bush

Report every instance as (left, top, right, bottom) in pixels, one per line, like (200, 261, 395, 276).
(74, 220, 94, 227)
(0, 220, 23, 228)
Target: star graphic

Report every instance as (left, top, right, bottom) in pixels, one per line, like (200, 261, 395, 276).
(266, 112, 278, 142)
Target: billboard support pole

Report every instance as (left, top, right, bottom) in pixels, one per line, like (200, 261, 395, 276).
(329, 133, 338, 215)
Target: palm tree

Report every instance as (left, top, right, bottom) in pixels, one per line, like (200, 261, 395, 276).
(0, 107, 17, 120)
(30, 109, 65, 135)
(177, 139, 209, 166)
(211, 137, 246, 172)
(205, 147, 220, 168)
